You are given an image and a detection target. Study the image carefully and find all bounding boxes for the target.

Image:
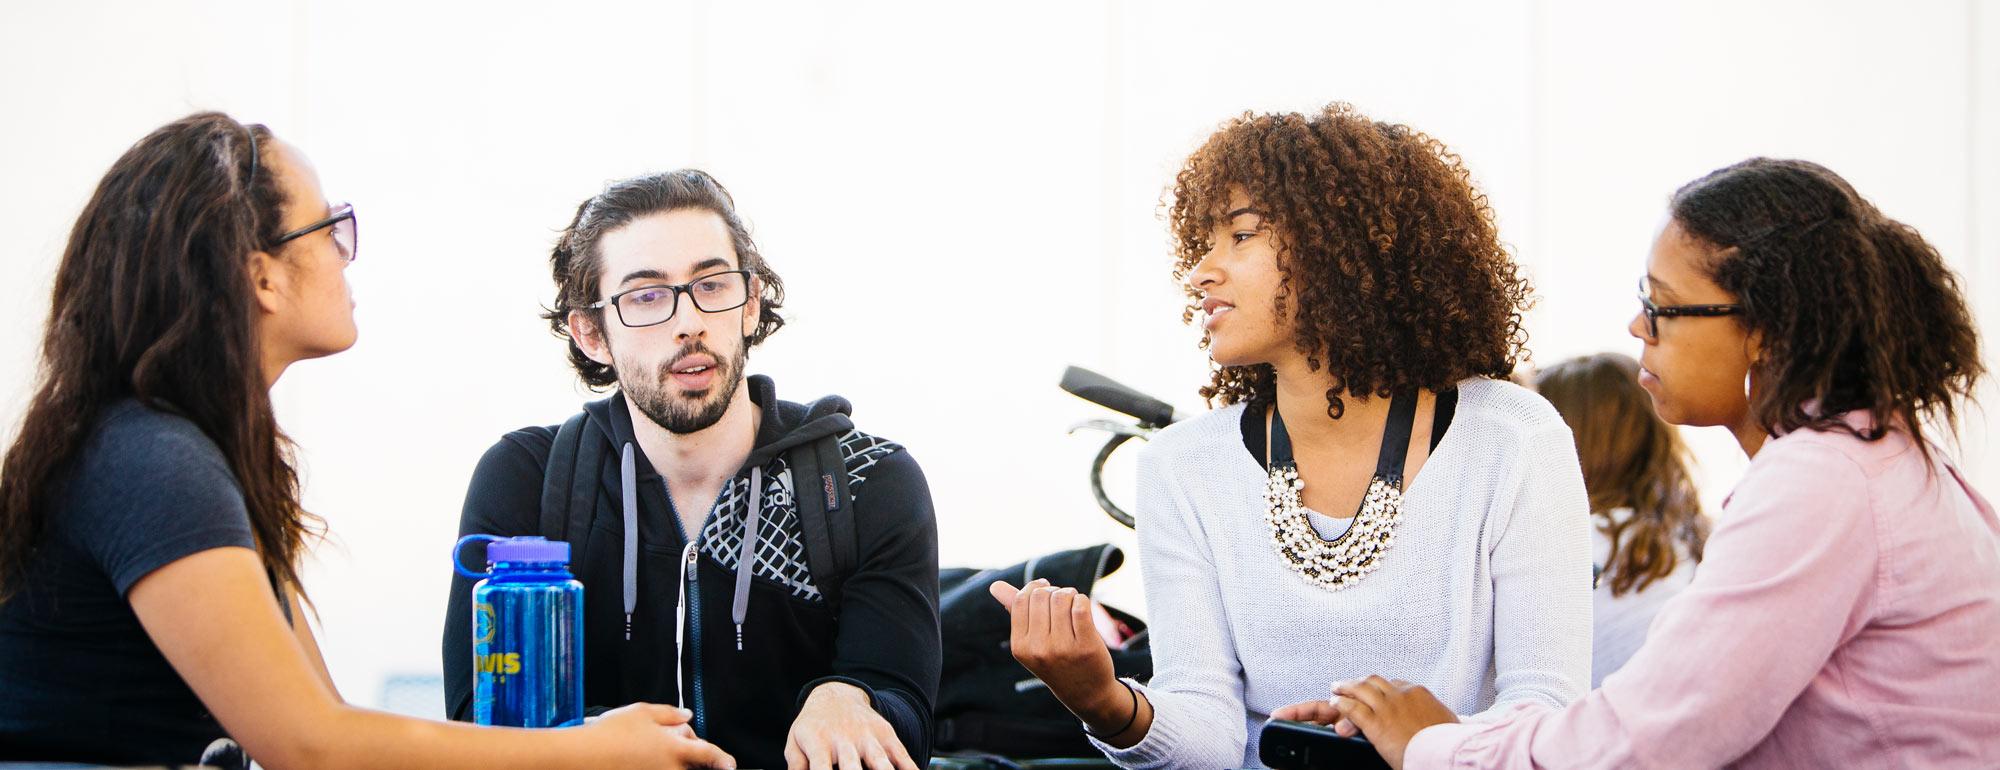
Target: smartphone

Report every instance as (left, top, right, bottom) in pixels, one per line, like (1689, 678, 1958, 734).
(1258, 718, 1391, 770)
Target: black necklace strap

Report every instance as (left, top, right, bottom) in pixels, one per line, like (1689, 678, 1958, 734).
(1264, 390, 1421, 479)
(1243, 399, 1271, 467)
(1375, 390, 1419, 483)
(1429, 387, 1458, 454)
(1268, 399, 1295, 469)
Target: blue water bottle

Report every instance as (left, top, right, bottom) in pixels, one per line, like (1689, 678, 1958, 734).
(452, 535, 585, 728)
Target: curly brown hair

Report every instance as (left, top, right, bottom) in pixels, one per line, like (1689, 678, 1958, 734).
(1169, 103, 1533, 418)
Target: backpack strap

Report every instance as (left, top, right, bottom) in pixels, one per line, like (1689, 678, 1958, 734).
(791, 431, 857, 612)
(539, 411, 603, 575)
(542, 408, 645, 702)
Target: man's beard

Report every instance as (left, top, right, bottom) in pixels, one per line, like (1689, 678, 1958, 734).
(625, 340, 748, 435)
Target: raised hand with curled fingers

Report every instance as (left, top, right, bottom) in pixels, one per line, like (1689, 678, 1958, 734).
(986, 579, 1153, 746)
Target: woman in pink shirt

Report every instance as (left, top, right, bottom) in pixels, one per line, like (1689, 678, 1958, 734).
(1281, 157, 2000, 767)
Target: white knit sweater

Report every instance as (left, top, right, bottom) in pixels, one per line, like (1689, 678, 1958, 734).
(1096, 377, 1594, 769)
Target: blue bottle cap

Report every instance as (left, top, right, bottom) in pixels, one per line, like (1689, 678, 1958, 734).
(486, 536, 570, 565)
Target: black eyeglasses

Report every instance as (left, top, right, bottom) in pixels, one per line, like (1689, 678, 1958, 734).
(275, 202, 357, 262)
(588, 269, 752, 328)
(1637, 277, 1741, 340)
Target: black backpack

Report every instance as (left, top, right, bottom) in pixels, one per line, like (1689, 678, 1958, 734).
(935, 544, 1152, 760)
(533, 399, 861, 610)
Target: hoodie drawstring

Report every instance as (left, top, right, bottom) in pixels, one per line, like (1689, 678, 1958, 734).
(731, 467, 762, 651)
(634, 443, 765, 703)
(621, 443, 639, 641)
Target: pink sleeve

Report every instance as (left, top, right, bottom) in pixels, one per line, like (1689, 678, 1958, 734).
(1403, 439, 1880, 769)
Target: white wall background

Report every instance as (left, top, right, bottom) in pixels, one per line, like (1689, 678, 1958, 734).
(3, 0, 1994, 711)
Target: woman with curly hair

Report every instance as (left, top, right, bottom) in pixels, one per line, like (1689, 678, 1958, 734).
(1534, 352, 1708, 687)
(988, 103, 1594, 768)
(1330, 159, 2000, 768)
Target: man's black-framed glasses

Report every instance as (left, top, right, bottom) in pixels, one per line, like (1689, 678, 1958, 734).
(275, 202, 357, 263)
(589, 269, 753, 328)
(1637, 276, 1741, 340)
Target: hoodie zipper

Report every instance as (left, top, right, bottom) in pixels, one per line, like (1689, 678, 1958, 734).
(680, 543, 707, 737)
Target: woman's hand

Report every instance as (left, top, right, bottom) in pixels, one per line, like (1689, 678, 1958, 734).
(989, 579, 1116, 698)
(585, 703, 736, 769)
(1270, 699, 1343, 725)
(1330, 676, 1459, 770)
(988, 579, 1143, 741)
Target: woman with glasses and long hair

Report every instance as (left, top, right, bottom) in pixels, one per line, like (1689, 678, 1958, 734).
(988, 103, 1594, 769)
(1323, 158, 2000, 768)
(0, 112, 734, 769)
(1533, 352, 1708, 687)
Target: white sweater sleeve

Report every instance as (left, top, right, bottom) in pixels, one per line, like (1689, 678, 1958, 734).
(1091, 444, 1250, 769)
(1470, 422, 1594, 721)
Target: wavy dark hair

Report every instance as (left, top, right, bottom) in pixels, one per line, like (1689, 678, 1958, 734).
(0, 112, 318, 602)
(1670, 158, 1982, 459)
(1536, 353, 1707, 596)
(543, 169, 786, 389)
(1170, 103, 1533, 417)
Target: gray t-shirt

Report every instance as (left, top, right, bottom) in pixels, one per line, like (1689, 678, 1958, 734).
(0, 399, 270, 764)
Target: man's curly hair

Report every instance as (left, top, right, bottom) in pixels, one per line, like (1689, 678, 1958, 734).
(1169, 103, 1533, 419)
(543, 169, 786, 389)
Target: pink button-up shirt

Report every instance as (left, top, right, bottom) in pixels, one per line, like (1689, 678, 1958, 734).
(1407, 412, 2000, 768)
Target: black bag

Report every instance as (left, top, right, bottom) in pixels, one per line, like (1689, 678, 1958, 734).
(935, 544, 1151, 760)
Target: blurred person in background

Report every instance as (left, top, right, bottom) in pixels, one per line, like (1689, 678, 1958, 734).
(1534, 352, 1708, 687)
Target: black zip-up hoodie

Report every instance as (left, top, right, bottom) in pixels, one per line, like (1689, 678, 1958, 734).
(444, 376, 940, 768)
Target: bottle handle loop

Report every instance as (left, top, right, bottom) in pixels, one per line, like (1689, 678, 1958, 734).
(453, 534, 504, 580)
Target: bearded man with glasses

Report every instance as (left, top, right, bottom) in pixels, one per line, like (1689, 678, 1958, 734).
(442, 170, 939, 770)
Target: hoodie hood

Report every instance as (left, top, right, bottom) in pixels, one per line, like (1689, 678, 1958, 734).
(581, 373, 855, 488)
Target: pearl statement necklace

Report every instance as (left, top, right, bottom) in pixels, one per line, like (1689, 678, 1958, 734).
(1262, 464, 1405, 591)
(1259, 391, 1420, 593)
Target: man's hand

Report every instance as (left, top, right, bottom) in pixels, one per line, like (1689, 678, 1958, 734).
(1330, 676, 1459, 770)
(784, 681, 919, 770)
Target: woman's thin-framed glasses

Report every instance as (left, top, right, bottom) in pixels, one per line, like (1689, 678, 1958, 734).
(275, 202, 357, 263)
(589, 269, 753, 328)
(1637, 277, 1741, 339)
